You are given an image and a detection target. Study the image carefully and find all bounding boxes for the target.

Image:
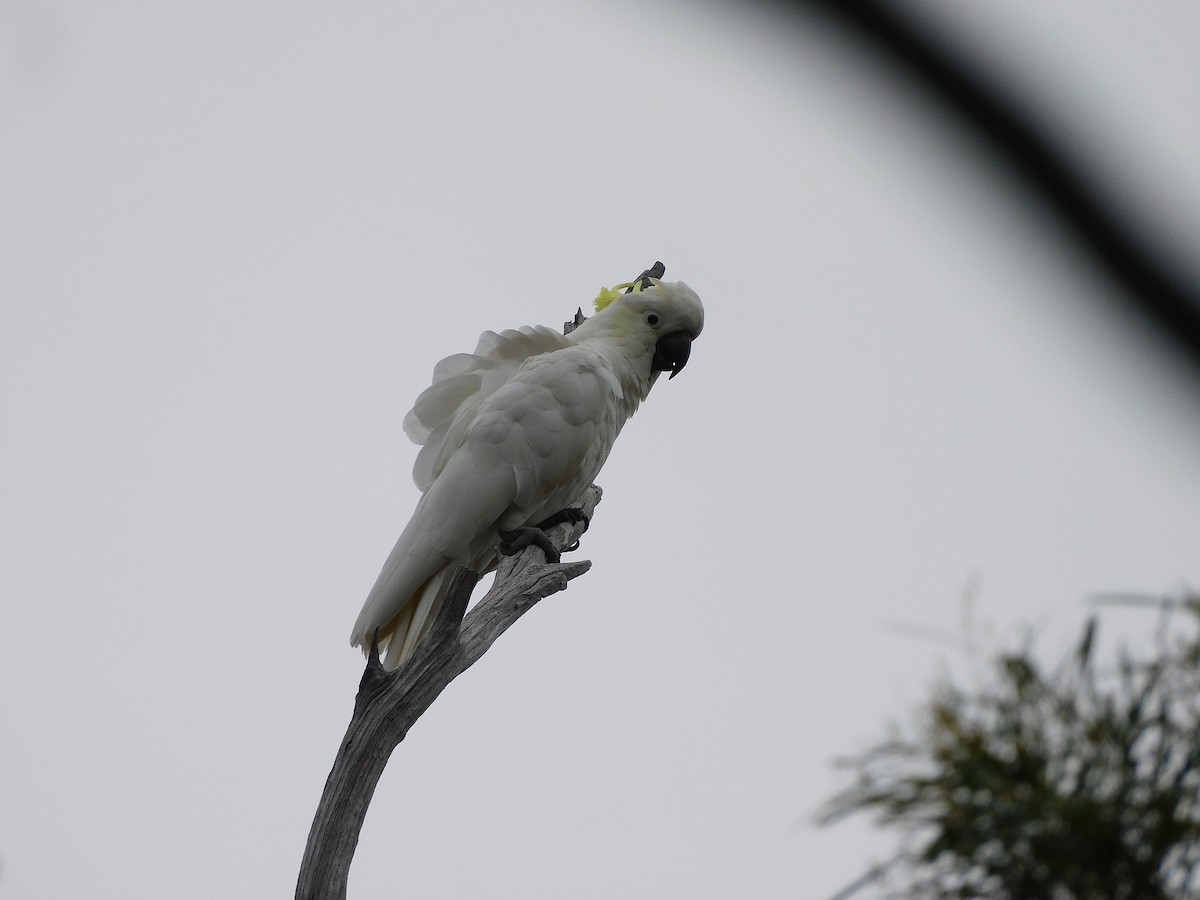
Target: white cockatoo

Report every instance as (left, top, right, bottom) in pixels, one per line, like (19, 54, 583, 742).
(351, 276, 704, 669)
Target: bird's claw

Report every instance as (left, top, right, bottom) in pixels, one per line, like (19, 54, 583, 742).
(498, 507, 590, 562)
(536, 507, 590, 534)
(498, 526, 561, 564)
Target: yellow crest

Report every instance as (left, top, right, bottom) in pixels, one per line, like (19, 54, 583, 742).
(593, 278, 653, 312)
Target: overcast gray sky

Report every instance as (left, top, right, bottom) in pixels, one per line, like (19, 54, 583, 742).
(3, 2, 1199, 897)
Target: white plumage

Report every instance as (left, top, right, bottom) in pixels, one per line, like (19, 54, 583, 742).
(351, 279, 704, 668)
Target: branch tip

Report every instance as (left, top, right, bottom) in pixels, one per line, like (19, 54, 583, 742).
(356, 628, 389, 705)
(626, 260, 666, 292)
(368, 628, 382, 668)
(564, 307, 587, 335)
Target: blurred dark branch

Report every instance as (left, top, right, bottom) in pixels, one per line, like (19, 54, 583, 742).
(779, 0, 1200, 382)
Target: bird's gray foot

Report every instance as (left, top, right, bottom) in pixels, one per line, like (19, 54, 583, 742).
(535, 507, 590, 534)
(498, 526, 561, 563)
(536, 507, 591, 552)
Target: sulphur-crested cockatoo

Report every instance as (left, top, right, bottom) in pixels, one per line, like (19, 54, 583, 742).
(351, 277, 704, 669)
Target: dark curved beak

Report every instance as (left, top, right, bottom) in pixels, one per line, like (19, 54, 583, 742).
(652, 331, 693, 379)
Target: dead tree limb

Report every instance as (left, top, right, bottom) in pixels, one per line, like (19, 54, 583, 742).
(295, 485, 601, 900)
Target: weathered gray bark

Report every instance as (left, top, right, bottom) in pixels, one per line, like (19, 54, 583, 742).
(295, 486, 601, 900)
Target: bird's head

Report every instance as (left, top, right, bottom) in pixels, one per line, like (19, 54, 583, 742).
(582, 279, 704, 380)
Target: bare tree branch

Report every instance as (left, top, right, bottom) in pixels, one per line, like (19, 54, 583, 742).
(296, 486, 601, 900)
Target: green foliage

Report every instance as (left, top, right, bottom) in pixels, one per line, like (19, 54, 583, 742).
(820, 597, 1200, 899)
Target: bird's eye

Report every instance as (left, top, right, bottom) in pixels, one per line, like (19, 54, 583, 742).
(646, 313, 660, 326)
